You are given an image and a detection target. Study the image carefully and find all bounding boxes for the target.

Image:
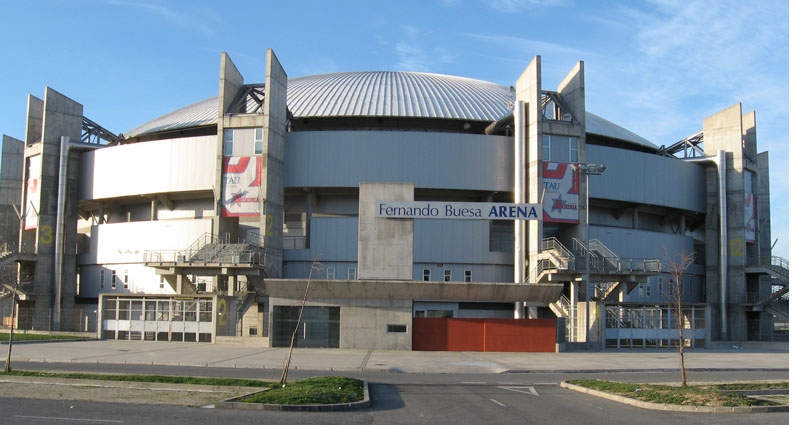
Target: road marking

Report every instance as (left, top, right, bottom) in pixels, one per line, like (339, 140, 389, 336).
(489, 398, 506, 407)
(16, 416, 124, 423)
(497, 386, 539, 396)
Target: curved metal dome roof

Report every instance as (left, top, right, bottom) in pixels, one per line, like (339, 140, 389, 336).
(288, 71, 514, 119)
(125, 70, 655, 149)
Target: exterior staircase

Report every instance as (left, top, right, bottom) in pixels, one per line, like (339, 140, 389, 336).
(743, 256, 789, 325)
(537, 237, 660, 343)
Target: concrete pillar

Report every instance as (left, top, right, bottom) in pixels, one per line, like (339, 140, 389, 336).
(260, 49, 288, 278)
(514, 56, 542, 290)
(702, 103, 753, 341)
(0, 135, 24, 252)
(357, 182, 414, 280)
(23, 88, 82, 330)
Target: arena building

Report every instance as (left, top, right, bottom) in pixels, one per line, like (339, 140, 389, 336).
(0, 49, 785, 351)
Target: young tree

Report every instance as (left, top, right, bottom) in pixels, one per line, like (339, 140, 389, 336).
(663, 249, 696, 387)
(279, 259, 322, 386)
(3, 280, 17, 373)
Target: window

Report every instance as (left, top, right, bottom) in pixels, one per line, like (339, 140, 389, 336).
(542, 135, 551, 161)
(282, 212, 308, 249)
(254, 128, 263, 154)
(444, 269, 452, 282)
(326, 267, 335, 280)
(347, 267, 357, 280)
(423, 269, 431, 281)
(100, 270, 105, 289)
(640, 278, 653, 297)
(111, 271, 117, 289)
(123, 271, 129, 289)
(464, 270, 472, 282)
(569, 137, 578, 163)
(387, 324, 407, 333)
(223, 129, 234, 156)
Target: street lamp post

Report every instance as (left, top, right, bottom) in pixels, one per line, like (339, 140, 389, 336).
(572, 163, 606, 350)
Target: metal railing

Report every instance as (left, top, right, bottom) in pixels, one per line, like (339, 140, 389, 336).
(761, 256, 789, 281)
(143, 248, 265, 266)
(542, 237, 575, 263)
(0, 307, 98, 333)
(143, 232, 267, 267)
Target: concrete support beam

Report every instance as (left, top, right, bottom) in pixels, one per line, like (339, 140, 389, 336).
(357, 182, 413, 280)
(260, 49, 288, 278)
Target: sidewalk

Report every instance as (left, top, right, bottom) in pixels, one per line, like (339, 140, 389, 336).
(4, 339, 789, 374)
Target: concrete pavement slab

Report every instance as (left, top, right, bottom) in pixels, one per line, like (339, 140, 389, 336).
(4, 340, 789, 374)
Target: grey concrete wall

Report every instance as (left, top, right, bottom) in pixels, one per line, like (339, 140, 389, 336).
(269, 295, 413, 350)
(358, 183, 413, 280)
(266, 279, 563, 349)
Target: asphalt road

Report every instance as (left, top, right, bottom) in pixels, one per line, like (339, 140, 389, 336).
(1, 361, 790, 425)
(0, 340, 790, 424)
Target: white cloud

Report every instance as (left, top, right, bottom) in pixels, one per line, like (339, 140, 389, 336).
(104, 0, 215, 35)
(596, 0, 789, 258)
(392, 26, 456, 72)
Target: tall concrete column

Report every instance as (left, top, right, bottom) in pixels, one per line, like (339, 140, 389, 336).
(260, 49, 288, 278)
(702, 103, 754, 341)
(23, 88, 82, 330)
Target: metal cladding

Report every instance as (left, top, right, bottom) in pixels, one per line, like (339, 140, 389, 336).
(125, 98, 218, 136)
(287, 71, 513, 120)
(124, 70, 655, 150)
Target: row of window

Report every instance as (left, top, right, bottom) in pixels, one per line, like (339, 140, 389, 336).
(637, 276, 695, 298)
(325, 267, 358, 280)
(99, 269, 129, 290)
(102, 298, 214, 322)
(423, 269, 472, 282)
(320, 267, 473, 282)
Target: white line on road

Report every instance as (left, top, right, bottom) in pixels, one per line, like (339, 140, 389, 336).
(497, 386, 539, 396)
(16, 416, 124, 423)
(489, 398, 506, 407)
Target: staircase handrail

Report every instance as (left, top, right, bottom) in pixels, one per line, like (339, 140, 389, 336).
(541, 237, 575, 261)
(588, 239, 619, 263)
(760, 256, 789, 280)
(617, 258, 662, 272)
(763, 255, 789, 270)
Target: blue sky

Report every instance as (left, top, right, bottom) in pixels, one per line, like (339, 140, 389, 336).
(0, 0, 790, 259)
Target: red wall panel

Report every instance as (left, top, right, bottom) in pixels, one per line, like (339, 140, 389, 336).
(413, 318, 556, 352)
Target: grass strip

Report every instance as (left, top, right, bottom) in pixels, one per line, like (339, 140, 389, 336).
(0, 333, 81, 342)
(0, 370, 269, 387)
(1, 370, 364, 405)
(567, 379, 787, 407)
(235, 376, 364, 405)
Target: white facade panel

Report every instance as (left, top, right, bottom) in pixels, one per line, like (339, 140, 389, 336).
(79, 135, 216, 200)
(89, 218, 214, 264)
